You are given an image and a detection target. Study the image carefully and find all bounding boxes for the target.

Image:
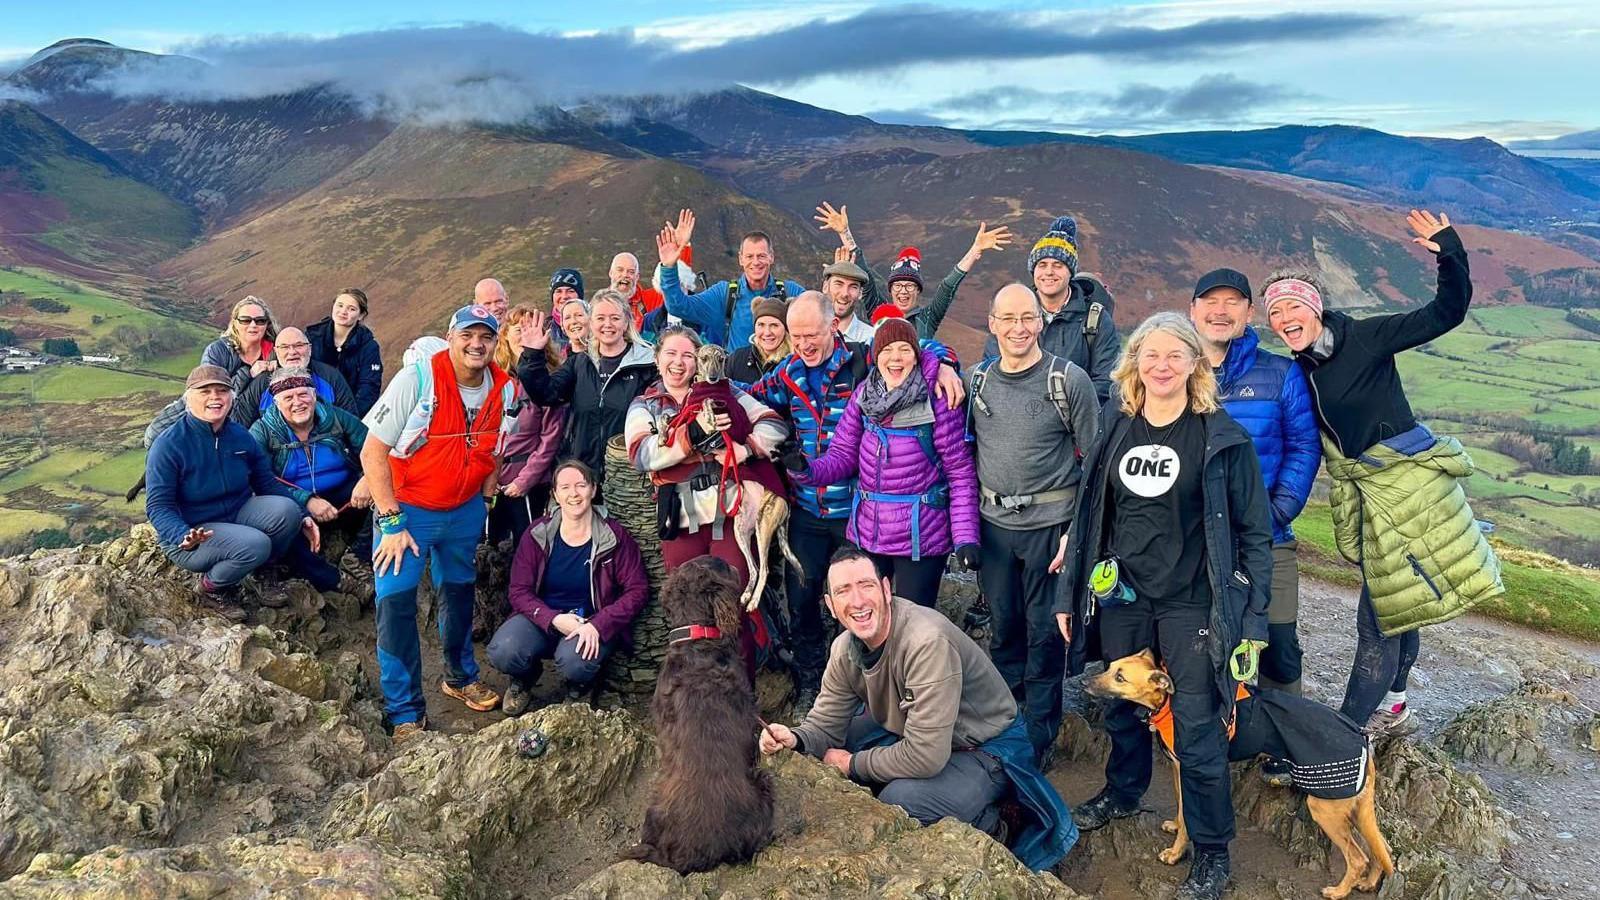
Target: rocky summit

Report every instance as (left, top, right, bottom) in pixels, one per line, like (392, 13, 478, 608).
(0, 526, 1590, 898)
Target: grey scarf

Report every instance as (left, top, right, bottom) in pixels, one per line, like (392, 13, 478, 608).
(858, 367, 928, 421)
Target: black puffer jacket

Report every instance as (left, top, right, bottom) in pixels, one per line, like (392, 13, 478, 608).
(518, 340, 656, 481)
(306, 318, 384, 416)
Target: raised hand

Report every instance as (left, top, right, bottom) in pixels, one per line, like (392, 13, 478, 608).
(833, 245, 852, 265)
(960, 221, 1012, 271)
(814, 201, 849, 235)
(672, 208, 697, 247)
(656, 223, 684, 268)
(519, 309, 550, 351)
(1406, 209, 1451, 253)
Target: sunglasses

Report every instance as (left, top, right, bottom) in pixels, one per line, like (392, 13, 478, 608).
(236, 316, 271, 326)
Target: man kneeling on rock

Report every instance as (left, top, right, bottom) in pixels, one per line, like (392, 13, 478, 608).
(759, 545, 1078, 871)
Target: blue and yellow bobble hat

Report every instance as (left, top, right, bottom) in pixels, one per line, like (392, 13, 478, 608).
(1028, 215, 1080, 274)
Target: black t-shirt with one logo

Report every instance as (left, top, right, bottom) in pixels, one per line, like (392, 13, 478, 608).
(1106, 408, 1209, 609)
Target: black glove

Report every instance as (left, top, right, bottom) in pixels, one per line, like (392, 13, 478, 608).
(779, 439, 808, 474)
(955, 543, 981, 572)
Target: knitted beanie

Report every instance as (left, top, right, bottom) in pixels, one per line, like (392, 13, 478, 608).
(870, 303, 905, 325)
(752, 296, 787, 325)
(872, 317, 918, 357)
(886, 247, 924, 291)
(550, 268, 585, 300)
(1028, 216, 1080, 274)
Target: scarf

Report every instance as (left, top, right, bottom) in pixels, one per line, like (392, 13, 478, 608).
(858, 367, 927, 421)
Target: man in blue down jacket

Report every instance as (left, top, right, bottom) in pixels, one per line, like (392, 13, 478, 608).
(1190, 269, 1320, 708)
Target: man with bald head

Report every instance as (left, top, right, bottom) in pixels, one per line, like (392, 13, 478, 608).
(233, 326, 358, 428)
(608, 251, 668, 338)
(747, 290, 965, 715)
(474, 278, 510, 325)
(965, 283, 1100, 765)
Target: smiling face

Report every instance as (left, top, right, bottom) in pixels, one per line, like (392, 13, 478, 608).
(186, 384, 233, 427)
(332, 293, 364, 328)
(739, 236, 773, 286)
(1137, 328, 1198, 405)
(876, 340, 917, 389)
(273, 385, 317, 428)
(656, 333, 699, 391)
(825, 556, 893, 650)
(888, 279, 920, 312)
(1268, 298, 1324, 352)
(474, 279, 509, 322)
(826, 274, 863, 319)
(449, 324, 497, 373)
(609, 253, 639, 296)
(787, 296, 837, 368)
(753, 315, 787, 355)
(560, 300, 589, 344)
(1032, 258, 1071, 306)
(1191, 287, 1252, 349)
(552, 464, 595, 520)
(989, 284, 1043, 362)
(235, 303, 269, 344)
(589, 298, 628, 353)
(274, 327, 312, 369)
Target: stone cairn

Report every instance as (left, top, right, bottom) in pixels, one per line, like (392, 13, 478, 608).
(601, 434, 669, 702)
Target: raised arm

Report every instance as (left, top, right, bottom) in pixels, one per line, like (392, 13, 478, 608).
(1353, 213, 1472, 356)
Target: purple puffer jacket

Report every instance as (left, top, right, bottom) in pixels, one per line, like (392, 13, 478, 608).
(800, 353, 979, 559)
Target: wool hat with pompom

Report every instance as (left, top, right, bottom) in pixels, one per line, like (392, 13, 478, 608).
(872, 316, 919, 357)
(1028, 216, 1080, 274)
(886, 247, 924, 291)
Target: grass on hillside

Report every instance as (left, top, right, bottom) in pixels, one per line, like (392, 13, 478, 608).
(0, 450, 109, 493)
(0, 366, 176, 404)
(1293, 501, 1600, 642)
(0, 268, 211, 353)
(0, 507, 66, 541)
(69, 448, 146, 495)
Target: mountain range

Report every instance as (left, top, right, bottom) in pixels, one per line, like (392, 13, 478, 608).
(4, 38, 1600, 363)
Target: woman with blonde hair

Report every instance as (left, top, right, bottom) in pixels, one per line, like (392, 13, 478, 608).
(202, 296, 279, 391)
(1052, 311, 1273, 900)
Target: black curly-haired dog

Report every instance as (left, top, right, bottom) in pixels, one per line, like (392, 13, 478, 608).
(624, 555, 775, 873)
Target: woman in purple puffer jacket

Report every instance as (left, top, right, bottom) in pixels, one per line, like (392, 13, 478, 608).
(787, 317, 980, 607)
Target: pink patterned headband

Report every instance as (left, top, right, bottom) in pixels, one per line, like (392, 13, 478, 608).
(1262, 278, 1323, 317)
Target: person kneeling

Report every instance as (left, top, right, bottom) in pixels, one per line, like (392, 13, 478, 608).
(489, 460, 649, 715)
(758, 546, 1077, 872)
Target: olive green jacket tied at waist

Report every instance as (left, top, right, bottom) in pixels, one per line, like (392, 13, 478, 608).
(1323, 425, 1503, 635)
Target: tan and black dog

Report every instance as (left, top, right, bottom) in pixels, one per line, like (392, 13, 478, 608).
(1086, 650, 1394, 899)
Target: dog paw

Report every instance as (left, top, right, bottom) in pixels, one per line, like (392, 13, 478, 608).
(1160, 819, 1178, 834)
(1354, 872, 1383, 893)
(1321, 887, 1351, 900)
(1158, 847, 1186, 865)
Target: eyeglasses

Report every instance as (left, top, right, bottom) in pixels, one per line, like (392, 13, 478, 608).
(236, 316, 270, 326)
(278, 341, 311, 351)
(991, 314, 1041, 328)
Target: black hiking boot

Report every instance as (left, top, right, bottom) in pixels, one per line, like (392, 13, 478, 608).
(1175, 847, 1232, 900)
(1070, 788, 1140, 831)
(793, 685, 819, 721)
(196, 576, 248, 623)
(1259, 757, 1294, 787)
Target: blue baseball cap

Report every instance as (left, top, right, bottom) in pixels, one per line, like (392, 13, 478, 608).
(448, 304, 500, 334)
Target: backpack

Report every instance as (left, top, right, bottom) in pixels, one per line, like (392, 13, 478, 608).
(968, 355, 1086, 438)
(1072, 274, 1113, 339)
(126, 397, 188, 501)
(724, 278, 788, 343)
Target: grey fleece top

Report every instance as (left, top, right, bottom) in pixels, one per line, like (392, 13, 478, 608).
(793, 598, 1017, 783)
(968, 352, 1100, 529)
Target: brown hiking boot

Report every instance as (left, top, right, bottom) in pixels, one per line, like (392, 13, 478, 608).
(442, 680, 500, 712)
(196, 576, 248, 623)
(392, 717, 428, 744)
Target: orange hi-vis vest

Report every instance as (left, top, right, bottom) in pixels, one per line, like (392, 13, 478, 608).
(1148, 682, 1252, 756)
(391, 352, 511, 511)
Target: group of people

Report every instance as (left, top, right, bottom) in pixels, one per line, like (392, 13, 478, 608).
(142, 202, 1502, 897)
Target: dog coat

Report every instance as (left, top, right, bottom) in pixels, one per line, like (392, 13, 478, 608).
(1150, 686, 1370, 800)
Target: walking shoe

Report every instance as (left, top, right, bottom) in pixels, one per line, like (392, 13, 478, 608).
(442, 680, 501, 712)
(502, 681, 534, 717)
(196, 576, 248, 623)
(1259, 757, 1294, 787)
(392, 717, 428, 744)
(1070, 788, 1140, 831)
(1175, 847, 1232, 900)
(793, 685, 819, 721)
(1364, 702, 1420, 738)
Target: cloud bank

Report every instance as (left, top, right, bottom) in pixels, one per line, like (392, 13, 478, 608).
(40, 6, 1396, 125)
(916, 74, 1310, 132)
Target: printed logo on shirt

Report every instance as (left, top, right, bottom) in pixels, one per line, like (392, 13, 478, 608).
(1118, 444, 1182, 498)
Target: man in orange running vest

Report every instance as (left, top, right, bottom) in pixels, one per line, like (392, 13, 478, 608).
(361, 304, 518, 742)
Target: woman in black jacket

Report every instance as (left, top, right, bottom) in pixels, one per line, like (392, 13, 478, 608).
(516, 289, 656, 480)
(1053, 312, 1273, 900)
(306, 288, 383, 416)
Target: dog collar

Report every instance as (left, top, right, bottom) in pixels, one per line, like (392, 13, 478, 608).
(668, 624, 723, 643)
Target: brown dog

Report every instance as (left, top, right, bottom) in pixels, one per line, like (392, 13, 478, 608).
(1085, 650, 1393, 899)
(624, 556, 775, 873)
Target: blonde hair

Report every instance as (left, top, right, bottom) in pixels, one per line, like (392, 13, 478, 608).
(585, 288, 642, 362)
(222, 296, 279, 351)
(1112, 311, 1219, 416)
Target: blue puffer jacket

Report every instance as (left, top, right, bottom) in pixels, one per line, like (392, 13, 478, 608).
(1215, 327, 1320, 543)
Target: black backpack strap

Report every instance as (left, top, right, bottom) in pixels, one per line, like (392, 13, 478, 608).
(724, 280, 739, 340)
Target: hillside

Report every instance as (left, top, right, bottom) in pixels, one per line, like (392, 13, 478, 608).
(0, 100, 198, 274)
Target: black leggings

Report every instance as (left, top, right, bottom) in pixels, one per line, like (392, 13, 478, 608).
(1340, 583, 1420, 723)
(869, 552, 947, 608)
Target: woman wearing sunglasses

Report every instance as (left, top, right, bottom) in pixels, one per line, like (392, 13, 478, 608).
(203, 296, 280, 392)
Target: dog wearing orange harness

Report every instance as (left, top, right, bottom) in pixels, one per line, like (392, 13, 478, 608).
(1087, 650, 1393, 899)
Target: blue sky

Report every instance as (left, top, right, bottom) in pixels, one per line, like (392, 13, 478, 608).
(4, 1, 1596, 141)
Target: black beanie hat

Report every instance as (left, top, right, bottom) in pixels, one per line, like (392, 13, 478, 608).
(550, 268, 585, 300)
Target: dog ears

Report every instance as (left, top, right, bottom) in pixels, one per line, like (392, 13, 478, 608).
(1136, 648, 1157, 663)
(1149, 670, 1173, 693)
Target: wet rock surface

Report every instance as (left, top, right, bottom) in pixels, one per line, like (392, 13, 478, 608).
(1, 529, 1597, 898)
